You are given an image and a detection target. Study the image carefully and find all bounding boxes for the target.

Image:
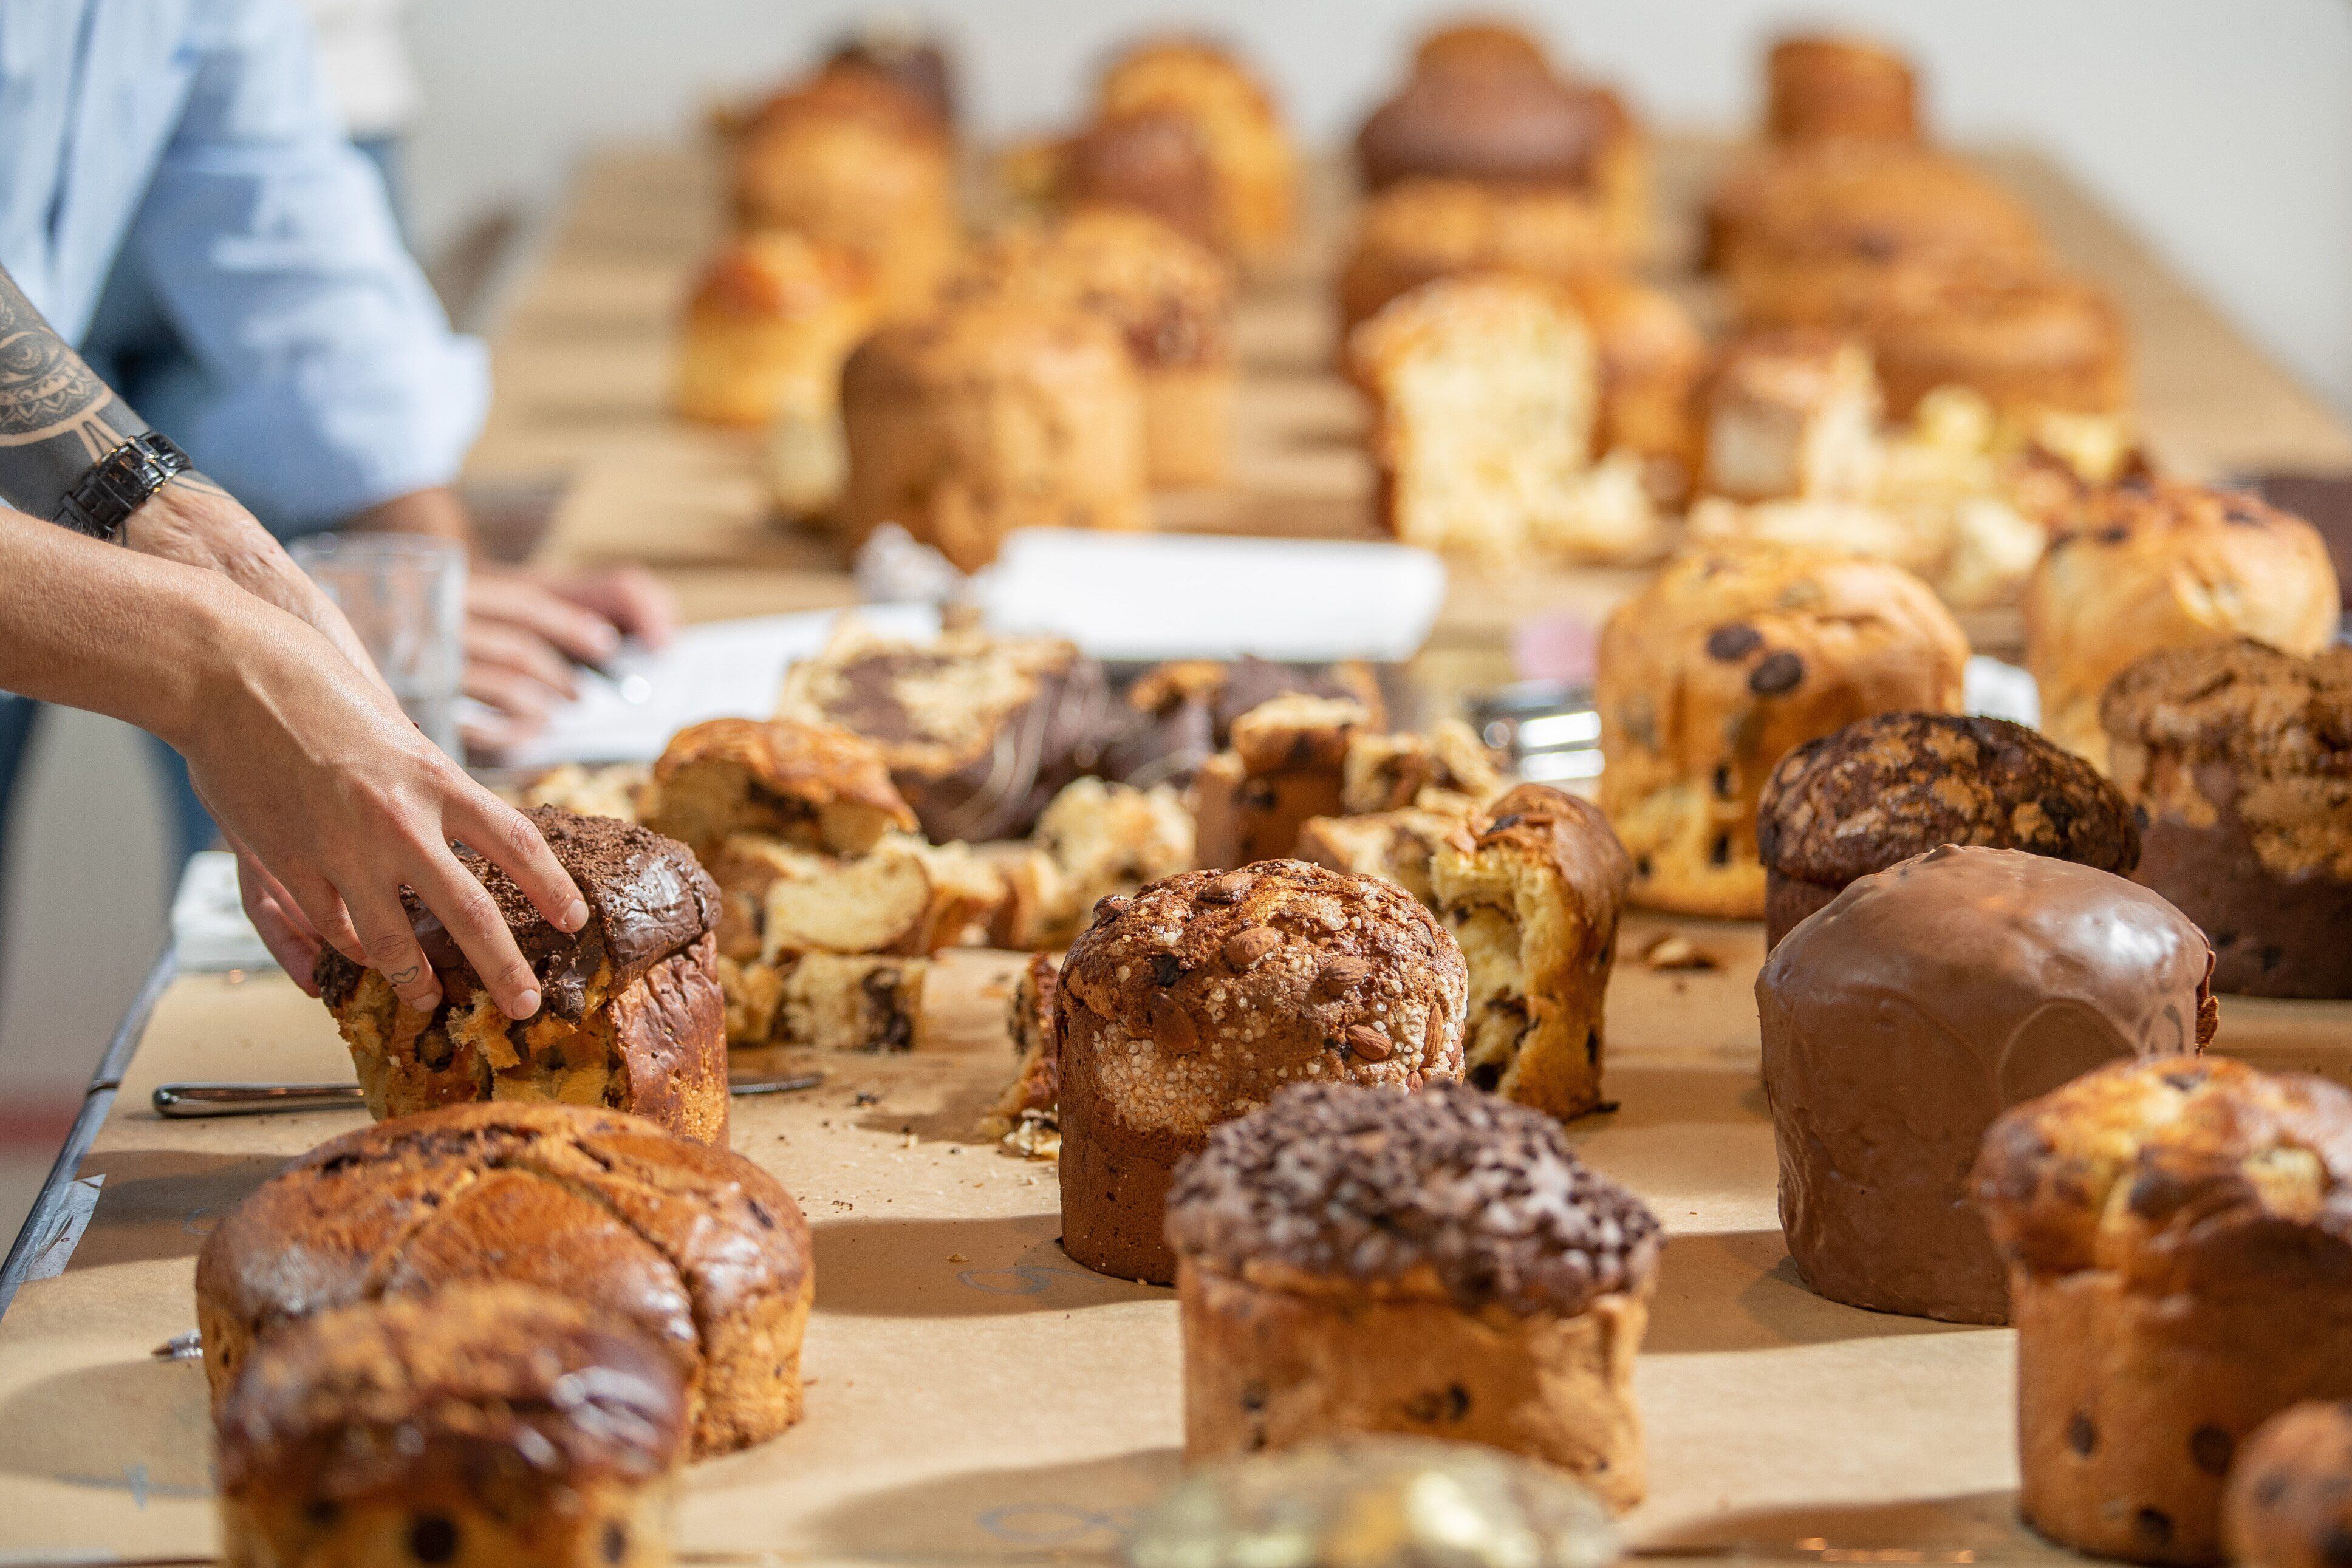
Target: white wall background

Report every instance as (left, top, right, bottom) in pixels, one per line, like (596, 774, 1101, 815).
(406, 0, 2352, 416)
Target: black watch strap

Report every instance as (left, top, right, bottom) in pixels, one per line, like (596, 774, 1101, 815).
(53, 432, 194, 543)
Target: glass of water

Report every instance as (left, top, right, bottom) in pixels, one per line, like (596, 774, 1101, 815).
(289, 534, 467, 758)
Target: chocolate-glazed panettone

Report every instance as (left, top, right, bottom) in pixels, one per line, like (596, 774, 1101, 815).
(1757, 712, 2140, 948)
(215, 1284, 687, 1568)
(2103, 640, 2352, 998)
(1430, 785, 1632, 1122)
(1973, 1057, 2352, 1565)
(195, 1102, 813, 1459)
(2223, 1402, 2352, 1568)
(778, 623, 1115, 842)
(1167, 1082, 1660, 1511)
(1055, 861, 1468, 1284)
(313, 808, 728, 1145)
(1761, 845, 2212, 1326)
(1595, 543, 1969, 918)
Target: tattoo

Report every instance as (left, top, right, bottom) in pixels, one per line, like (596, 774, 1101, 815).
(0, 263, 148, 519)
(388, 965, 421, 986)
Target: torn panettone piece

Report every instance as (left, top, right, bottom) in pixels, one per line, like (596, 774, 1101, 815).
(977, 952, 1062, 1157)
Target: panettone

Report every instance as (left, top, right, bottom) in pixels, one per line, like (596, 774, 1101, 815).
(1706, 140, 2042, 287)
(2223, 1402, 2352, 1568)
(1337, 178, 1617, 342)
(1410, 20, 1551, 78)
(2023, 479, 2340, 769)
(1595, 544, 1969, 916)
(1763, 35, 1920, 145)
(1697, 329, 1882, 505)
(1055, 861, 1468, 1283)
(643, 716, 915, 864)
(1761, 845, 2212, 1326)
(312, 808, 729, 1146)
(1096, 39, 1296, 263)
(672, 231, 878, 441)
(822, 23, 955, 129)
(733, 69, 959, 318)
(1109, 656, 1389, 789)
(979, 952, 1062, 1156)
(1974, 1057, 2352, 1564)
(194, 1102, 813, 1458)
(717, 950, 927, 1053)
(1756, 712, 2139, 947)
(2102, 639, 2352, 997)
(960, 206, 1237, 486)
(1562, 271, 1705, 498)
(1868, 271, 2132, 427)
(1061, 110, 1222, 250)
(1191, 695, 1373, 870)
(214, 1284, 688, 1568)
(1429, 784, 1632, 1121)
(1167, 1081, 1660, 1510)
(837, 296, 1148, 571)
(982, 777, 1197, 950)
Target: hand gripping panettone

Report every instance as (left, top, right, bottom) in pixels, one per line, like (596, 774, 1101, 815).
(732, 69, 959, 318)
(1055, 861, 1468, 1284)
(194, 1102, 813, 1460)
(2102, 639, 2352, 998)
(837, 296, 1147, 571)
(1337, 177, 1617, 343)
(1763, 35, 1920, 145)
(959, 206, 1237, 487)
(672, 230, 878, 433)
(1756, 712, 2139, 948)
(312, 808, 730, 1145)
(1762, 845, 2212, 1326)
(1595, 544, 1969, 917)
(1166, 1080, 1660, 1510)
(2223, 1402, 2352, 1568)
(214, 1284, 687, 1568)
(1429, 785, 1632, 1122)
(1095, 39, 1296, 264)
(2024, 479, 2340, 769)
(1972, 1057, 2352, 1564)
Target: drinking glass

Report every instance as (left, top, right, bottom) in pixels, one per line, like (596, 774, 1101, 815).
(289, 534, 467, 758)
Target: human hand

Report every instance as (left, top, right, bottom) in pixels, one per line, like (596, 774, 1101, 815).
(178, 591, 589, 1017)
(462, 564, 677, 747)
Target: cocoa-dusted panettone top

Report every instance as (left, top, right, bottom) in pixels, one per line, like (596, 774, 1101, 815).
(1166, 1080, 1660, 1317)
(1056, 861, 1468, 1137)
(2102, 639, 2352, 788)
(1972, 1056, 2352, 1292)
(1759, 712, 2139, 885)
(216, 1284, 686, 1501)
(313, 806, 718, 1021)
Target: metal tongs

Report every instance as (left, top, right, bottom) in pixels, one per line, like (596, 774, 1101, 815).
(151, 1071, 825, 1118)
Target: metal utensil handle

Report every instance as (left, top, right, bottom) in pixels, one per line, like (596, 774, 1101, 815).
(151, 1083, 364, 1118)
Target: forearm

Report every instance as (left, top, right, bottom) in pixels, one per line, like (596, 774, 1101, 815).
(0, 267, 151, 519)
(342, 485, 476, 547)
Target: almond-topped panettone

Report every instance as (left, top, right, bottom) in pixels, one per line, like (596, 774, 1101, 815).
(778, 622, 1116, 842)
(643, 717, 915, 864)
(960, 206, 1237, 486)
(1596, 544, 1969, 917)
(1095, 39, 1296, 264)
(1763, 847, 2212, 1326)
(1055, 861, 1468, 1284)
(2102, 639, 2352, 998)
(1763, 35, 1920, 145)
(1336, 178, 1617, 342)
(1352, 274, 1661, 565)
(672, 230, 878, 439)
(194, 1102, 813, 1458)
(2223, 1402, 2352, 1568)
(1757, 712, 2139, 947)
(1166, 1080, 1660, 1510)
(1973, 1057, 2352, 1564)
(732, 69, 958, 318)
(2024, 479, 2340, 769)
(837, 296, 1147, 571)
(312, 808, 729, 1145)
(214, 1284, 688, 1568)
(1430, 785, 1632, 1122)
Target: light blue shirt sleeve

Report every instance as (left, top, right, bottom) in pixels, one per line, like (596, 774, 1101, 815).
(101, 0, 486, 536)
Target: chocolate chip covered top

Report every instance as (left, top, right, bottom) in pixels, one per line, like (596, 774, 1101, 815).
(1759, 712, 2138, 885)
(1167, 1081, 1660, 1316)
(1056, 861, 1468, 1137)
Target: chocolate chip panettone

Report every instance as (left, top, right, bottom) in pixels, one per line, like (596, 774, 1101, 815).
(1429, 785, 1632, 1122)
(1055, 860, 1468, 1284)
(643, 717, 915, 865)
(2223, 1402, 2352, 1568)
(195, 1102, 813, 1459)
(2102, 639, 2352, 998)
(1757, 712, 2139, 948)
(1167, 1082, 1660, 1511)
(215, 1284, 688, 1568)
(1595, 544, 1969, 917)
(1973, 1057, 2352, 1564)
(313, 808, 728, 1145)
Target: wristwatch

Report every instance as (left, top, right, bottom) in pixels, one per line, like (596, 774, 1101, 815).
(53, 432, 194, 543)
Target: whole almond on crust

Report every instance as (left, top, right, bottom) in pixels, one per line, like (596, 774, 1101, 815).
(1316, 956, 1373, 996)
(1152, 995, 1201, 1054)
(1223, 927, 1280, 968)
(1202, 870, 1253, 904)
(1344, 1024, 1392, 1062)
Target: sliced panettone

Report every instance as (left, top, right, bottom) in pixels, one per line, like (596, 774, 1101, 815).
(709, 831, 997, 964)
(644, 715, 916, 862)
(1193, 695, 1372, 869)
(979, 952, 1062, 1156)
(1699, 329, 1882, 504)
(717, 952, 927, 1052)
